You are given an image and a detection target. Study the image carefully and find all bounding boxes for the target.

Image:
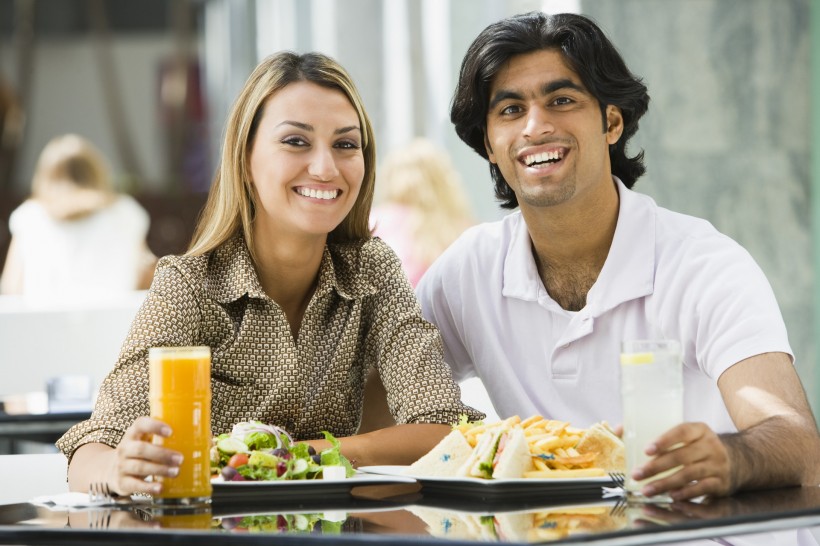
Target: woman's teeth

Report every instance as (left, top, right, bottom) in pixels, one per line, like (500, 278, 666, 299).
(524, 150, 563, 166)
(297, 188, 339, 200)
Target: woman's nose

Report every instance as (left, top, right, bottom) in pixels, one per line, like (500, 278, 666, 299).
(307, 148, 339, 181)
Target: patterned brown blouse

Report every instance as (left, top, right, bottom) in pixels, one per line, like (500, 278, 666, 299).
(56, 234, 483, 460)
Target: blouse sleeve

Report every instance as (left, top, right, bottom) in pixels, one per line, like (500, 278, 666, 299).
(55, 259, 202, 461)
(362, 239, 485, 425)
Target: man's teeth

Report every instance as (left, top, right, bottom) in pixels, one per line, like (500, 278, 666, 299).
(524, 150, 563, 166)
(297, 188, 339, 200)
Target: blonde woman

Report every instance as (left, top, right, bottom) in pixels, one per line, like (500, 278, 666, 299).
(58, 52, 482, 497)
(1, 134, 155, 299)
(370, 138, 474, 286)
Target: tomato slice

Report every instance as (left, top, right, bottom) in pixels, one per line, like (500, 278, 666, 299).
(227, 453, 250, 468)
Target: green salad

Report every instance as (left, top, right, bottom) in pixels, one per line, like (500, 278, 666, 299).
(210, 420, 355, 481)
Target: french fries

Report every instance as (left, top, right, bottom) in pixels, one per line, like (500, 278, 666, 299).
(477, 415, 611, 478)
(455, 414, 615, 479)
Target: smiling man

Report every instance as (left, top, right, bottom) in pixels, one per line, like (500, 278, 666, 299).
(416, 12, 820, 500)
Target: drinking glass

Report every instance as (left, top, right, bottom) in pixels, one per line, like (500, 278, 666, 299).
(148, 346, 212, 506)
(620, 340, 683, 503)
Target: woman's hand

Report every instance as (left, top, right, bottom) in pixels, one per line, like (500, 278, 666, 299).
(106, 417, 183, 496)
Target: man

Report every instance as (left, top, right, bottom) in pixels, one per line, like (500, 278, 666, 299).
(416, 12, 820, 500)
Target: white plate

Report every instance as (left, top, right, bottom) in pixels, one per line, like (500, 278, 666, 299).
(211, 470, 415, 504)
(359, 465, 612, 501)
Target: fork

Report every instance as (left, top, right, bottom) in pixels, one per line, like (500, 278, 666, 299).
(608, 471, 626, 489)
(87, 508, 113, 529)
(610, 497, 628, 518)
(88, 482, 113, 504)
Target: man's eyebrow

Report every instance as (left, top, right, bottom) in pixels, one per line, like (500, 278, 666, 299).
(542, 78, 587, 95)
(488, 90, 523, 111)
(275, 121, 360, 135)
(488, 78, 588, 110)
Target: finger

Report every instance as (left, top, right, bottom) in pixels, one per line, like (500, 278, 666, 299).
(646, 422, 708, 455)
(669, 476, 728, 501)
(639, 464, 696, 496)
(634, 444, 704, 482)
(120, 458, 181, 481)
(124, 416, 173, 441)
(119, 440, 183, 467)
(118, 476, 163, 496)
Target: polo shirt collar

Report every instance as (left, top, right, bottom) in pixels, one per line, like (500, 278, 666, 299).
(502, 177, 655, 315)
(587, 177, 655, 315)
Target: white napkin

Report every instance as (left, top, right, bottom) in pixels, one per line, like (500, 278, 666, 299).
(602, 486, 626, 498)
(31, 492, 149, 510)
(31, 492, 115, 510)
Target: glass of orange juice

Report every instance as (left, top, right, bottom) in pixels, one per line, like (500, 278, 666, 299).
(148, 346, 212, 506)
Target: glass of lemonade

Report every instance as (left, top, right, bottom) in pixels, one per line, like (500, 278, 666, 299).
(620, 340, 683, 503)
(149, 346, 212, 506)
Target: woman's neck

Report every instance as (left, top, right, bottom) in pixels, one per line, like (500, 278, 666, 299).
(251, 225, 327, 338)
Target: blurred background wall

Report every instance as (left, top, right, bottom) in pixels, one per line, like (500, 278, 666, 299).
(0, 0, 816, 415)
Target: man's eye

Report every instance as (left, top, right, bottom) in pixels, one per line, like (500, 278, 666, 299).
(500, 104, 522, 115)
(552, 97, 574, 106)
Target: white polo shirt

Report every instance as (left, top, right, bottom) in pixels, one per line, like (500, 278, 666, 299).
(416, 178, 792, 433)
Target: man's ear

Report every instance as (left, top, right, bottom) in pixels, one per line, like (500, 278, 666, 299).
(484, 132, 496, 163)
(605, 105, 624, 145)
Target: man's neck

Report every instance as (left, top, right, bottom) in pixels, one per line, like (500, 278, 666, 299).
(523, 179, 620, 310)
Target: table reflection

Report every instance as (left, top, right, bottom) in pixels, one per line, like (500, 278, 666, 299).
(9, 485, 820, 545)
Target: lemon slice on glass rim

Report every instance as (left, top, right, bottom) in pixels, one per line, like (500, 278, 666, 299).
(620, 352, 655, 365)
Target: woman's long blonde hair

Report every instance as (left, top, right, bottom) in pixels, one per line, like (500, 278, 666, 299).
(187, 52, 377, 260)
(30, 134, 115, 220)
(376, 138, 474, 266)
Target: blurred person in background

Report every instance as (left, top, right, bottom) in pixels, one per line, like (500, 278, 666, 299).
(370, 138, 474, 287)
(0, 134, 156, 300)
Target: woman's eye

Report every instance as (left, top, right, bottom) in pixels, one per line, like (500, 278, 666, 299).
(335, 140, 361, 150)
(282, 136, 308, 147)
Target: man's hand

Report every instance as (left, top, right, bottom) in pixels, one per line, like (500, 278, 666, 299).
(631, 352, 820, 501)
(631, 422, 733, 501)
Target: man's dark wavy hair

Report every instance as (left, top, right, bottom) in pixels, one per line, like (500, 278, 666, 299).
(451, 12, 650, 209)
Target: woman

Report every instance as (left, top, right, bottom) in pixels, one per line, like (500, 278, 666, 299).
(1, 134, 156, 299)
(57, 52, 482, 496)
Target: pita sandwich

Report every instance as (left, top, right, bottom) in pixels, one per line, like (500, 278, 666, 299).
(574, 422, 625, 472)
(460, 426, 535, 479)
(404, 429, 474, 477)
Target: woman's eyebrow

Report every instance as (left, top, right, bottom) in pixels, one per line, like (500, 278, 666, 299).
(275, 121, 360, 136)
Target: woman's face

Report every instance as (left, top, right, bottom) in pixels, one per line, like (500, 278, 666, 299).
(248, 81, 364, 241)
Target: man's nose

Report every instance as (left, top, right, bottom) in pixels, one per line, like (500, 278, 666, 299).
(523, 107, 555, 138)
(307, 148, 339, 181)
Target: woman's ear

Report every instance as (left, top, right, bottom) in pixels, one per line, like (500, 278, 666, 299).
(605, 105, 624, 145)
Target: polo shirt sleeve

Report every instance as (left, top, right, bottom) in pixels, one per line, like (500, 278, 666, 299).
(655, 231, 793, 381)
(55, 259, 202, 461)
(363, 239, 484, 425)
(416, 239, 476, 384)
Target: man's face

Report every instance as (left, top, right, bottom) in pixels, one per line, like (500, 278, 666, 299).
(484, 48, 623, 212)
